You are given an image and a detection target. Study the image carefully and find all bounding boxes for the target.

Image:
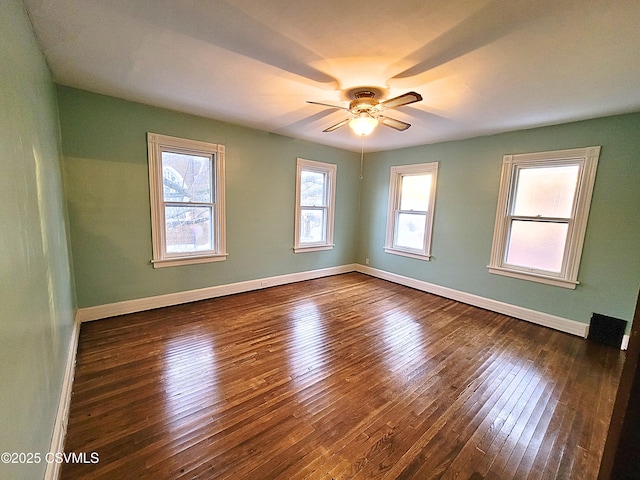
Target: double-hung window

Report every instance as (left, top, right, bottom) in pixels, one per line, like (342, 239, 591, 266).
(385, 162, 439, 260)
(147, 133, 227, 268)
(294, 158, 336, 253)
(488, 146, 600, 288)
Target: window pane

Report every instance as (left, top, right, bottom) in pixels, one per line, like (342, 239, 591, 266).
(505, 220, 568, 272)
(399, 174, 431, 211)
(162, 151, 212, 202)
(165, 206, 212, 253)
(299, 208, 326, 243)
(512, 165, 579, 218)
(300, 170, 326, 207)
(395, 212, 427, 250)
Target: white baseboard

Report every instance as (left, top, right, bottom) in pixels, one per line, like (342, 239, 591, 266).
(76, 264, 358, 322)
(44, 315, 81, 480)
(622, 335, 630, 350)
(355, 264, 589, 338)
(76, 262, 618, 348)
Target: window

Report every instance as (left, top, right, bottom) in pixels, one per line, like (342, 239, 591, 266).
(488, 146, 600, 288)
(147, 133, 226, 268)
(385, 162, 439, 260)
(294, 158, 337, 253)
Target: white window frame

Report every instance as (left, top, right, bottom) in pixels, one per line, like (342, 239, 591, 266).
(384, 162, 439, 261)
(147, 132, 227, 268)
(294, 158, 337, 253)
(488, 146, 600, 289)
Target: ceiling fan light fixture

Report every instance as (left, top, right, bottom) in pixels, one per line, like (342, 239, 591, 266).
(309, 89, 420, 135)
(349, 113, 378, 136)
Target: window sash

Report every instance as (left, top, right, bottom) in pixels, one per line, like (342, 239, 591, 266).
(488, 146, 600, 288)
(299, 206, 328, 245)
(510, 164, 579, 218)
(399, 174, 431, 211)
(160, 148, 216, 259)
(163, 203, 215, 256)
(300, 169, 328, 208)
(503, 164, 579, 278)
(294, 158, 336, 252)
(384, 163, 438, 260)
(160, 149, 214, 203)
(393, 209, 428, 252)
(158, 151, 217, 259)
(503, 217, 571, 275)
(148, 133, 227, 267)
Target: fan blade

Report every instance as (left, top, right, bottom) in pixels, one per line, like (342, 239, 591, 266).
(323, 118, 351, 132)
(381, 91, 423, 109)
(379, 116, 411, 131)
(307, 101, 349, 111)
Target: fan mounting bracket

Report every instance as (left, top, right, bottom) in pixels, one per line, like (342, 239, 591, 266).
(340, 86, 388, 102)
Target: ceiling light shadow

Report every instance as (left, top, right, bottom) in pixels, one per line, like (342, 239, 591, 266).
(402, 105, 456, 125)
(276, 108, 345, 133)
(391, 0, 556, 80)
(110, 0, 338, 86)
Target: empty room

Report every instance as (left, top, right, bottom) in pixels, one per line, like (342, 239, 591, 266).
(2, 0, 640, 479)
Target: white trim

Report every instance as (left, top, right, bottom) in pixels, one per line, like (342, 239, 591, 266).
(355, 264, 589, 338)
(151, 253, 228, 268)
(384, 248, 431, 261)
(76, 264, 357, 322)
(385, 162, 438, 260)
(621, 334, 630, 351)
(44, 315, 81, 480)
(487, 266, 579, 289)
(294, 244, 335, 253)
(147, 133, 227, 268)
(76, 262, 623, 350)
(294, 158, 337, 252)
(488, 146, 600, 288)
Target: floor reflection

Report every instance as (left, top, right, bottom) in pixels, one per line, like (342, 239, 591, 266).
(162, 334, 218, 426)
(382, 311, 424, 376)
(288, 300, 328, 385)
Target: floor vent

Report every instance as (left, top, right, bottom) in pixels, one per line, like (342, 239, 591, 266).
(587, 313, 627, 348)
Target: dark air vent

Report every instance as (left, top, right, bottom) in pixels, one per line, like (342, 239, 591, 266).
(588, 313, 627, 348)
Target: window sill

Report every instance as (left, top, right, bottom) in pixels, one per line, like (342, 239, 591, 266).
(487, 266, 578, 289)
(294, 244, 334, 253)
(152, 253, 228, 268)
(384, 247, 431, 261)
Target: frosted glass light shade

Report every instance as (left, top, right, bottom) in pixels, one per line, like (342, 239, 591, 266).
(349, 114, 378, 136)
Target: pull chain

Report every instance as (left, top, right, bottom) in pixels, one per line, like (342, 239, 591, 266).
(357, 134, 365, 217)
(359, 134, 364, 180)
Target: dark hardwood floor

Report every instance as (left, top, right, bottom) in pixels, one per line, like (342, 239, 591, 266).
(61, 273, 624, 479)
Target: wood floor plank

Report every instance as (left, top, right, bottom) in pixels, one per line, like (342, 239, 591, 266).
(60, 273, 624, 479)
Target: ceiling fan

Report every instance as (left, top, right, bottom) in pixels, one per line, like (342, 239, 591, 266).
(307, 90, 423, 136)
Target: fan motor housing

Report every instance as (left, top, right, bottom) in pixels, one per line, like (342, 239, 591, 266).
(349, 91, 380, 114)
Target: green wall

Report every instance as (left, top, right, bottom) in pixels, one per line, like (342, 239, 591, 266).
(2, 2, 638, 478)
(58, 83, 640, 329)
(0, 2, 76, 479)
(57, 87, 361, 308)
(359, 114, 640, 328)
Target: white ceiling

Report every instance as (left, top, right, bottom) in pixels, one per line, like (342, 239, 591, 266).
(24, 0, 640, 152)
